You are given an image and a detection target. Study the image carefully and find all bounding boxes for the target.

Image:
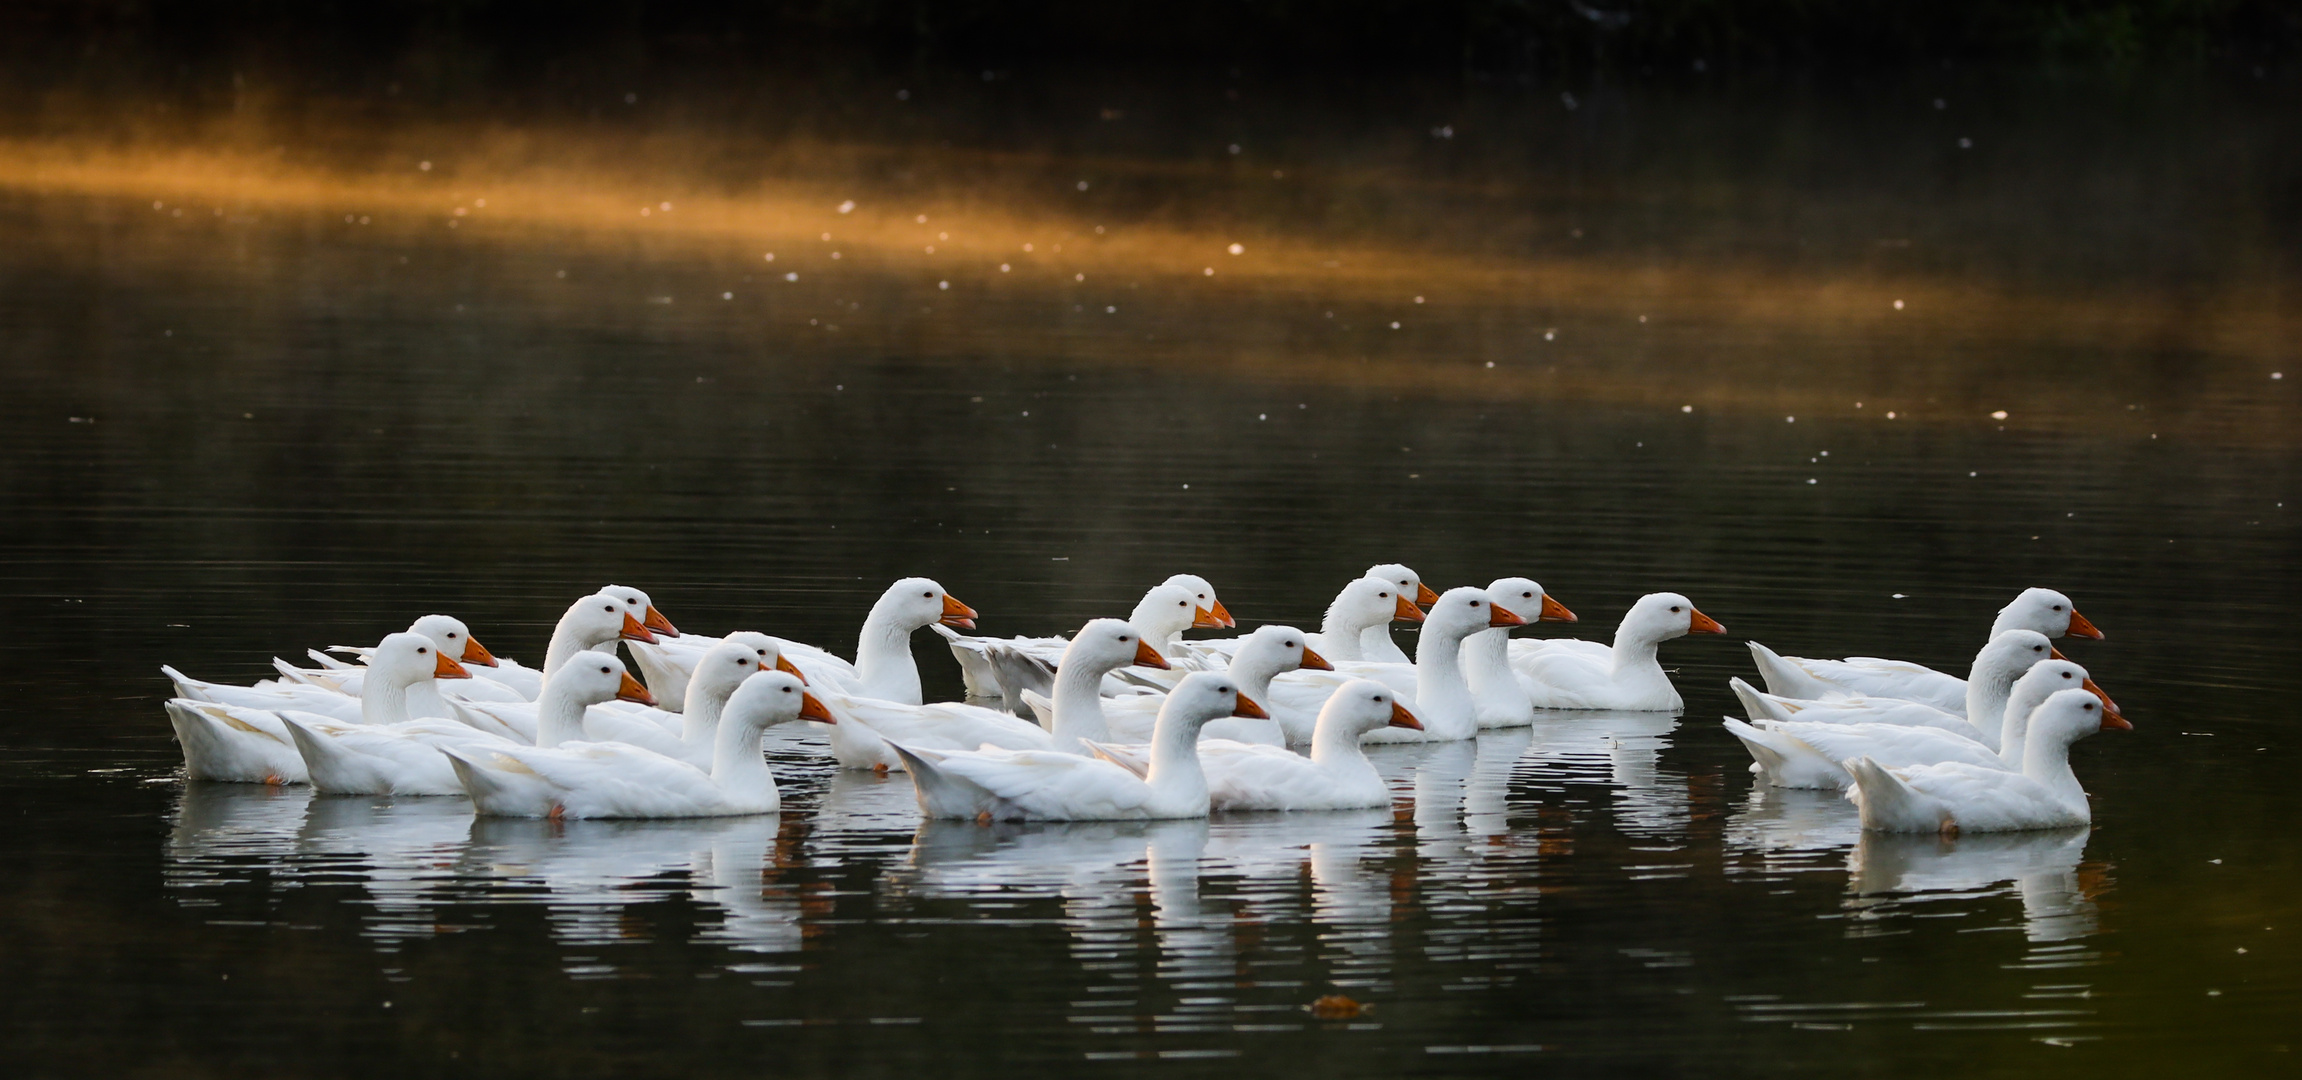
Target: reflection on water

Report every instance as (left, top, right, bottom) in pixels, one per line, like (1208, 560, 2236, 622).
(159, 708, 2118, 1052)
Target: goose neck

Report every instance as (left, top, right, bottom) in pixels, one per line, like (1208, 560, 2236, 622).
(1318, 602, 1370, 662)
(360, 675, 414, 727)
(1964, 672, 2017, 754)
(1461, 628, 1526, 708)
(681, 692, 728, 748)
(854, 612, 923, 704)
(2020, 731, 2088, 814)
(1143, 717, 1210, 803)
(1050, 660, 1113, 745)
(709, 715, 774, 796)
(1413, 627, 1475, 735)
(543, 622, 610, 676)
(533, 684, 592, 748)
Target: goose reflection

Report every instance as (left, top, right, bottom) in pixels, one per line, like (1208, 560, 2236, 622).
(1525, 710, 1688, 837)
(458, 814, 788, 947)
(1847, 827, 2100, 942)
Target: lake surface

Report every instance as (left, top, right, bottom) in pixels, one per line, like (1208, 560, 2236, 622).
(0, 71, 2296, 1076)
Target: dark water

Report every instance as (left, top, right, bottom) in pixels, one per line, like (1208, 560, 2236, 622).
(2, 74, 2299, 1077)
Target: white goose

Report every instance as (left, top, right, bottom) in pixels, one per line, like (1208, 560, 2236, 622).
(266, 614, 521, 703)
(937, 578, 1225, 698)
(814, 686, 1064, 774)
(626, 626, 856, 713)
(1457, 577, 1581, 727)
(446, 668, 829, 819)
(1096, 624, 1331, 745)
(1097, 678, 1423, 810)
(1177, 573, 1425, 666)
(1730, 630, 2064, 752)
(1354, 563, 1440, 663)
(441, 591, 668, 740)
(164, 626, 487, 785)
(275, 632, 519, 795)
(1267, 586, 1525, 743)
(1508, 593, 1725, 711)
(889, 672, 1262, 822)
(1013, 619, 1177, 748)
(1725, 658, 2119, 790)
(1846, 688, 2130, 833)
(574, 639, 788, 767)
(1749, 587, 2103, 715)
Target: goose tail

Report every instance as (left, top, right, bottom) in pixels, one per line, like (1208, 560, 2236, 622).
(278, 714, 377, 795)
(1747, 641, 1833, 699)
(1729, 676, 1801, 723)
(1078, 739, 1150, 780)
(983, 645, 1056, 714)
(1720, 717, 1849, 789)
(161, 665, 212, 702)
(1018, 688, 1058, 730)
(1844, 756, 1947, 833)
(887, 741, 998, 820)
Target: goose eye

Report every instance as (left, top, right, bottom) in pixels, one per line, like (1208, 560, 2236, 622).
(447, 632, 458, 638)
(2062, 672, 2072, 678)
(417, 647, 427, 653)
(2054, 605, 2065, 611)
(923, 591, 933, 598)
(2035, 645, 2044, 652)
(599, 665, 611, 674)
(604, 605, 615, 612)
(1119, 635, 1131, 642)
(1379, 591, 1389, 598)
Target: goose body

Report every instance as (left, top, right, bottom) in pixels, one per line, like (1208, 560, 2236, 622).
(1748, 588, 2102, 715)
(278, 631, 514, 795)
(1265, 586, 1527, 744)
(1010, 620, 1177, 749)
(1099, 624, 1330, 745)
(1731, 630, 2065, 754)
(165, 699, 312, 785)
(1725, 659, 2116, 790)
(938, 577, 1226, 698)
(1095, 678, 1423, 810)
(891, 673, 1258, 822)
(817, 692, 1058, 772)
(447, 668, 827, 819)
(1846, 689, 2129, 833)
(1505, 593, 1724, 711)
(626, 631, 858, 712)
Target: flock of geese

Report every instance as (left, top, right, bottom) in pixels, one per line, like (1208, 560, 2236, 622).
(160, 568, 2127, 835)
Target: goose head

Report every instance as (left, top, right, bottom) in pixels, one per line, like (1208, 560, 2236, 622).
(1971, 630, 2057, 690)
(1320, 678, 1423, 738)
(1425, 586, 1525, 644)
(1996, 587, 2102, 641)
(2007, 659, 2121, 730)
(1617, 593, 1724, 644)
(561, 591, 660, 648)
(554, 651, 658, 707)
(1368, 563, 1441, 608)
(1132, 583, 1221, 639)
(1157, 671, 1267, 735)
(2028, 687, 2132, 753)
(367, 630, 472, 692)
(723, 670, 837, 734)
(602, 584, 681, 638)
(406, 614, 498, 667)
(1331, 576, 1424, 631)
(1062, 618, 1170, 674)
(686, 640, 771, 710)
(1163, 574, 1234, 628)
(720, 630, 809, 683)
(1234, 624, 1332, 675)
(872, 577, 977, 632)
(1485, 578, 1578, 625)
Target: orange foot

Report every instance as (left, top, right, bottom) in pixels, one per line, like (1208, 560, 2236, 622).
(975, 811, 993, 826)
(547, 803, 567, 822)
(872, 763, 890, 777)
(262, 772, 285, 786)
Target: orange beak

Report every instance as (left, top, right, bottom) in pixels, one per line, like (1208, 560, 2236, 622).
(2100, 708, 2132, 731)
(1133, 638, 1172, 670)
(2066, 608, 2104, 641)
(434, 652, 472, 680)
(643, 605, 680, 638)
(1415, 582, 1440, 607)
(619, 612, 657, 643)
(460, 637, 499, 667)
(2050, 646, 2069, 661)
(1488, 602, 1527, 628)
(1687, 608, 1725, 634)
(1231, 693, 1269, 720)
(940, 594, 978, 630)
(1388, 701, 1423, 730)
(798, 691, 837, 723)
(615, 672, 657, 706)
(1538, 594, 1578, 623)
(1298, 645, 1333, 671)
(1210, 599, 1236, 628)
(1191, 605, 1225, 629)
(2081, 677, 2119, 718)
(775, 654, 808, 684)
(1393, 593, 1426, 622)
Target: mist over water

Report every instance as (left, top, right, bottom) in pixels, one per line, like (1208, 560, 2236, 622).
(2, 61, 2297, 1076)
